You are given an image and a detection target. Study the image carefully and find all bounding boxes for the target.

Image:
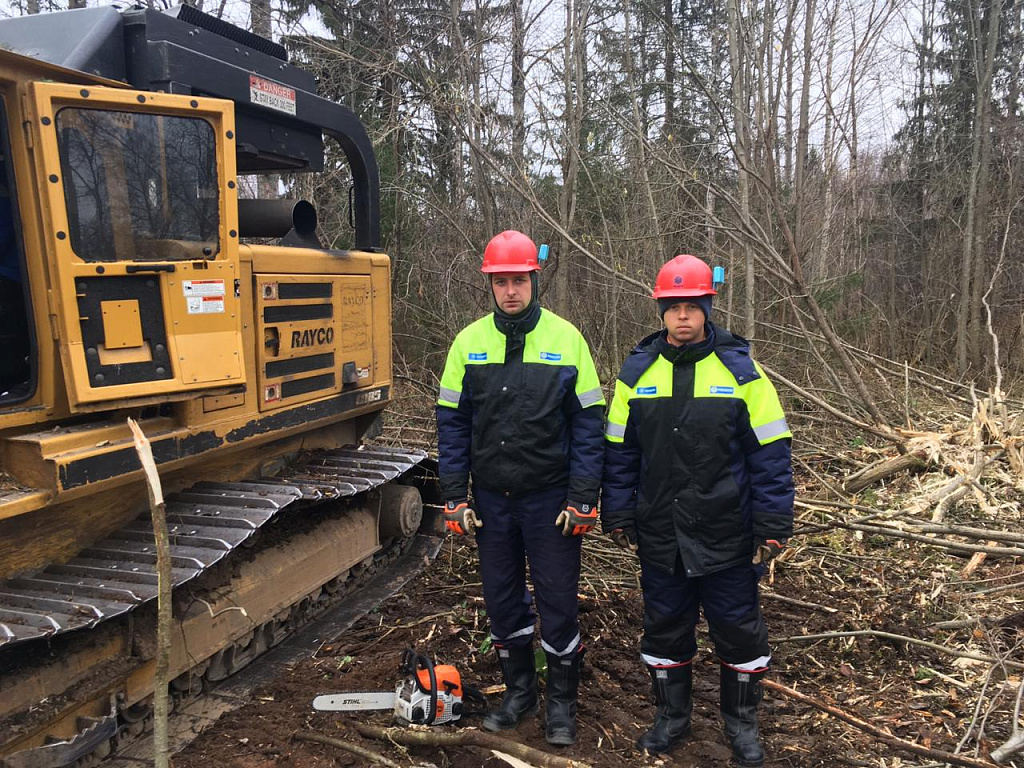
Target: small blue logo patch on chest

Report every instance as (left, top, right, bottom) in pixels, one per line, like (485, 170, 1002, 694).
(468, 352, 488, 361)
(709, 385, 734, 395)
(637, 386, 658, 395)
(539, 352, 562, 361)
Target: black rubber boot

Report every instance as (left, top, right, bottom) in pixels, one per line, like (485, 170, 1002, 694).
(636, 663, 693, 754)
(482, 644, 539, 732)
(544, 647, 585, 746)
(720, 664, 766, 768)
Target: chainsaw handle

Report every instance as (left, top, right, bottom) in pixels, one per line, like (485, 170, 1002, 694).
(401, 647, 439, 725)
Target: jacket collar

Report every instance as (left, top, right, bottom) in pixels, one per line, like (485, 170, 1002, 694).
(618, 322, 759, 386)
(654, 324, 717, 365)
(493, 301, 542, 339)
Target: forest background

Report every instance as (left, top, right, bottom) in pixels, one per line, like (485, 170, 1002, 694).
(11, 0, 1024, 417)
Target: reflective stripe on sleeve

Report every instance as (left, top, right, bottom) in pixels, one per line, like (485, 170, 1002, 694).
(753, 417, 790, 443)
(577, 387, 604, 408)
(438, 386, 462, 406)
(605, 422, 626, 440)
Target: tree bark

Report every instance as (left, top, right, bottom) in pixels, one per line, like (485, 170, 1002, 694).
(957, 0, 1003, 373)
(353, 723, 594, 768)
(726, 0, 755, 337)
(793, 0, 817, 260)
(511, 0, 526, 177)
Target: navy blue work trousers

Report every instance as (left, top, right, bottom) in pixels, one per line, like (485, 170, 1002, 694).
(639, 554, 770, 666)
(474, 485, 582, 656)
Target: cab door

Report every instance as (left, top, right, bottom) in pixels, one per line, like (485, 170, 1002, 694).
(30, 83, 244, 408)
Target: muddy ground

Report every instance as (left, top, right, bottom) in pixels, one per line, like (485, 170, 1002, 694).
(174, 522, 1023, 768)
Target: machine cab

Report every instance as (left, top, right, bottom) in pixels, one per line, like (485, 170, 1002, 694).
(29, 82, 245, 410)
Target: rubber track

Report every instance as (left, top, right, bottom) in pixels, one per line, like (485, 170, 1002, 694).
(0, 446, 427, 648)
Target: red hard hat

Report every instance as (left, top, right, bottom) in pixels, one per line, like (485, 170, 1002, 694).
(481, 230, 540, 273)
(652, 254, 716, 298)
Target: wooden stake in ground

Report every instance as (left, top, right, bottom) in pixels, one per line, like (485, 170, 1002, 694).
(128, 418, 172, 768)
(352, 722, 593, 768)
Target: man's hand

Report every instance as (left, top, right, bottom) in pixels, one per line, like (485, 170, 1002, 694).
(555, 501, 598, 536)
(753, 537, 787, 565)
(444, 499, 482, 535)
(609, 525, 638, 552)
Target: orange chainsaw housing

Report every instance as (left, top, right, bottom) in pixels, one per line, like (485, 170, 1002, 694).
(416, 664, 462, 698)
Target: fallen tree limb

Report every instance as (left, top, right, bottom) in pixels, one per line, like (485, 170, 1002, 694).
(795, 499, 1024, 546)
(820, 519, 1024, 556)
(771, 629, 1024, 671)
(294, 731, 402, 767)
(763, 680, 1000, 768)
(762, 589, 839, 613)
(843, 452, 929, 493)
(353, 722, 593, 768)
(991, 730, 1024, 763)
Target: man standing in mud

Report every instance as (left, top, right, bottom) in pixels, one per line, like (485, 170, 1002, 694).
(436, 230, 604, 746)
(601, 254, 794, 767)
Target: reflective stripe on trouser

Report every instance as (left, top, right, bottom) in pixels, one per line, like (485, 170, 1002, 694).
(639, 554, 770, 666)
(475, 485, 582, 654)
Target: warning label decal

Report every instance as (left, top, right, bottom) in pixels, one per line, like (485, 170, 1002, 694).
(183, 279, 226, 314)
(249, 75, 297, 116)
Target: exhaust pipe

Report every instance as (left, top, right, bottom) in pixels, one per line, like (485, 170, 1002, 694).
(237, 199, 321, 247)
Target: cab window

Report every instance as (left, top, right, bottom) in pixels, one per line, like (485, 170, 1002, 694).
(56, 108, 219, 262)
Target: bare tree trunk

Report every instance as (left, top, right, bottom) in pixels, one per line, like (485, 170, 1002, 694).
(727, 0, 755, 337)
(957, 0, 1003, 373)
(784, 0, 795, 187)
(453, 0, 495, 236)
(793, 0, 816, 258)
(969, 0, 1002, 374)
(819, 0, 838, 272)
(622, 0, 662, 270)
(917, 0, 935, 343)
(664, 0, 675, 135)
(252, 0, 276, 199)
(385, 0, 404, 261)
(511, 0, 526, 177)
(556, 0, 589, 315)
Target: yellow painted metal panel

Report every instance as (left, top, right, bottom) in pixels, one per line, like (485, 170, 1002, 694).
(27, 82, 245, 409)
(100, 300, 143, 348)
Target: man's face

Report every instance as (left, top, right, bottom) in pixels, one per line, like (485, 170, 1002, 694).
(491, 272, 532, 315)
(663, 301, 706, 346)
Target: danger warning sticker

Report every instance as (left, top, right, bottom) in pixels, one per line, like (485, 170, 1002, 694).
(249, 75, 297, 116)
(187, 296, 225, 314)
(183, 279, 226, 314)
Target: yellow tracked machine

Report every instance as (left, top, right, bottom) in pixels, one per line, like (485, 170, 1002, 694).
(0, 6, 436, 765)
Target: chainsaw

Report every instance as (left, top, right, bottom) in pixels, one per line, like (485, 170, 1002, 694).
(313, 648, 480, 725)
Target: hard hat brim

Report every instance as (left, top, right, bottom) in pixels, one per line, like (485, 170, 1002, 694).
(481, 264, 541, 273)
(652, 287, 717, 298)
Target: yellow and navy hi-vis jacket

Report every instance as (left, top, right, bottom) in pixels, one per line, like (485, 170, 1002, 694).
(601, 325, 794, 577)
(436, 308, 605, 504)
